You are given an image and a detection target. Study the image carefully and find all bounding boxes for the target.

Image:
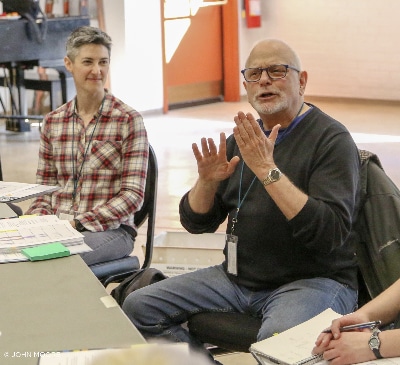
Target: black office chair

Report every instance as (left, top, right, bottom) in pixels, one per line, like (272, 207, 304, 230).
(89, 144, 158, 287)
(187, 270, 372, 353)
(188, 312, 261, 353)
(187, 150, 381, 354)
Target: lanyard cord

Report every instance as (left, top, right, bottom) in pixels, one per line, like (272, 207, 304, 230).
(71, 97, 105, 202)
(230, 102, 306, 235)
(238, 162, 257, 210)
(231, 162, 257, 235)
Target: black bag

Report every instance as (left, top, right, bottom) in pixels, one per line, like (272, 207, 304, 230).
(2, 0, 47, 43)
(111, 268, 167, 306)
(3, 0, 40, 16)
(355, 150, 400, 301)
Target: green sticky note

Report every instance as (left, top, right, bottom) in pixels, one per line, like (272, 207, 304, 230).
(21, 242, 70, 261)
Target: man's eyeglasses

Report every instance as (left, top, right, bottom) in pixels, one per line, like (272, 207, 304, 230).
(241, 64, 300, 82)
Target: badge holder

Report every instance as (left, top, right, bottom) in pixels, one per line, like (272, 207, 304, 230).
(226, 233, 238, 275)
(56, 208, 77, 221)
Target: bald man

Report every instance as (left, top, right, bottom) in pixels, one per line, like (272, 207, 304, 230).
(123, 39, 361, 363)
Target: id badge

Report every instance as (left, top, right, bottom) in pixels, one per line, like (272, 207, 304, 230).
(226, 234, 238, 276)
(56, 208, 76, 221)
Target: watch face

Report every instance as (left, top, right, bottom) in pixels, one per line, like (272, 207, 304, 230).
(369, 338, 379, 347)
(270, 169, 281, 180)
(263, 168, 281, 186)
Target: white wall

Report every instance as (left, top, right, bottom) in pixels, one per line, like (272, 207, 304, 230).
(239, 0, 400, 101)
(104, 0, 400, 113)
(104, 0, 163, 113)
(4, 0, 400, 114)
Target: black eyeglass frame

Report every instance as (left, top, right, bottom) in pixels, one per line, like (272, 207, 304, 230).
(241, 64, 300, 82)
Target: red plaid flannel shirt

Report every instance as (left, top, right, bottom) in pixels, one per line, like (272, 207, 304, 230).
(26, 91, 149, 232)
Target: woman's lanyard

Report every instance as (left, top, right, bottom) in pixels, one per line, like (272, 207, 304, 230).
(71, 98, 105, 205)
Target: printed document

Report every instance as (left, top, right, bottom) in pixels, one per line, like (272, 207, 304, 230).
(0, 181, 59, 203)
(0, 215, 90, 262)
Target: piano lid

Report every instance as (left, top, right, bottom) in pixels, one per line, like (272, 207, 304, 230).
(0, 16, 90, 65)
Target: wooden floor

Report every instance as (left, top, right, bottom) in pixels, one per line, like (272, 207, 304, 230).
(1, 96, 399, 364)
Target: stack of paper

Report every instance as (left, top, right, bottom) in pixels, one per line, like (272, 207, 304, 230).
(0, 181, 60, 203)
(0, 215, 91, 263)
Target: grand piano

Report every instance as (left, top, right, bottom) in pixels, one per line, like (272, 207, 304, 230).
(0, 15, 90, 131)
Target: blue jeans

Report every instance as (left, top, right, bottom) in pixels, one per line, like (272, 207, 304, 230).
(122, 264, 357, 349)
(80, 227, 134, 265)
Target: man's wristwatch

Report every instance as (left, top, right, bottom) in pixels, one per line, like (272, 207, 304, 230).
(262, 168, 282, 186)
(369, 328, 383, 359)
(74, 219, 87, 232)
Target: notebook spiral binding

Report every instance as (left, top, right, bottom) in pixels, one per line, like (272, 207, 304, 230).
(251, 350, 323, 365)
(296, 354, 324, 365)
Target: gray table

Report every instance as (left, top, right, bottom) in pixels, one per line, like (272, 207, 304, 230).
(0, 255, 145, 365)
(0, 204, 18, 219)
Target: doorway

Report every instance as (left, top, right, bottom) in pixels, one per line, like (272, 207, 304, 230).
(162, 0, 239, 111)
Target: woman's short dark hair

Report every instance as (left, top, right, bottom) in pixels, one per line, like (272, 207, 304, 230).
(66, 26, 112, 61)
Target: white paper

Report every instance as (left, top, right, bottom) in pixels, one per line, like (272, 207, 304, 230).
(0, 215, 89, 263)
(250, 309, 341, 365)
(38, 344, 190, 365)
(0, 181, 59, 202)
(251, 307, 400, 365)
(38, 349, 125, 365)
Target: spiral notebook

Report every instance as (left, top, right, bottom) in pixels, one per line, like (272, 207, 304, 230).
(250, 308, 341, 365)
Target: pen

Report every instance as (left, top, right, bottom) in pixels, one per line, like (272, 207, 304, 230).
(322, 320, 381, 333)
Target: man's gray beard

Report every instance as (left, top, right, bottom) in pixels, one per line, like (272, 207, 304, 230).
(252, 98, 289, 117)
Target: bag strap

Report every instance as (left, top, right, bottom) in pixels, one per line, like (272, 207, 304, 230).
(22, 7, 48, 43)
(358, 149, 384, 206)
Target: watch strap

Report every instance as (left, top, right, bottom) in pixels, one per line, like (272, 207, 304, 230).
(74, 219, 87, 232)
(372, 348, 383, 360)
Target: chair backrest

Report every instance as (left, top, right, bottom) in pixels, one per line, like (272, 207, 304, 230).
(135, 144, 158, 269)
(89, 144, 158, 286)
